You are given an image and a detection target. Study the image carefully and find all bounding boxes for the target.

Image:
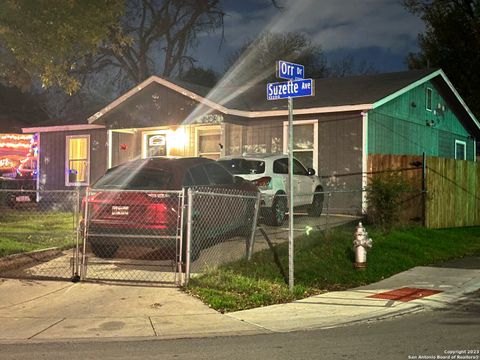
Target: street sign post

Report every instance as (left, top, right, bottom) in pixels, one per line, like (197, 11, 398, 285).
(267, 61, 315, 291)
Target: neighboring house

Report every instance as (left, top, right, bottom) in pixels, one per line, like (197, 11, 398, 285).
(22, 69, 480, 213)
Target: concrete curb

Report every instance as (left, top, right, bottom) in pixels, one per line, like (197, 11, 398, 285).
(0, 248, 63, 273)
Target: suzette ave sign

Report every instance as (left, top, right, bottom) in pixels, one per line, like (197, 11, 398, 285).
(267, 60, 315, 100)
(266, 79, 315, 100)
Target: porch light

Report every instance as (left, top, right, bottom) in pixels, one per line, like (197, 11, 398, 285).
(167, 127, 187, 150)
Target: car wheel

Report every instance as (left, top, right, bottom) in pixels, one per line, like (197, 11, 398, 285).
(308, 188, 324, 217)
(91, 243, 119, 258)
(266, 195, 287, 227)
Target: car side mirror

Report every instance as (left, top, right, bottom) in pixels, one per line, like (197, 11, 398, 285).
(307, 168, 315, 176)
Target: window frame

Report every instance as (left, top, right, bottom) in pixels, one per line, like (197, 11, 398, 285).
(282, 119, 318, 172)
(65, 134, 90, 187)
(426, 87, 433, 111)
(455, 140, 467, 160)
(195, 125, 222, 159)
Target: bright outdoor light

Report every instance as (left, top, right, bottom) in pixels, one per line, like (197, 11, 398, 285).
(167, 127, 188, 150)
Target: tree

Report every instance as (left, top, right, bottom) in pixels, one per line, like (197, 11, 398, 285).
(178, 66, 219, 87)
(224, 31, 328, 86)
(0, 0, 124, 94)
(328, 55, 377, 78)
(404, 0, 480, 116)
(0, 0, 224, 94)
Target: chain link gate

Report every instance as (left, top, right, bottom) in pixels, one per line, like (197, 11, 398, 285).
(79, 189, 185, 285)
(0, 189, 81, 281)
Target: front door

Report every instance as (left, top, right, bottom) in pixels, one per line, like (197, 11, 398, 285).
(146, 134, 167, 157)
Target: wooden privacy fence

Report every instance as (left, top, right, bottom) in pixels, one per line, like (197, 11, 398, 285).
(368, 154, 480, 229)
(367, 154, 424, 224)
(425, 157, 480, 228)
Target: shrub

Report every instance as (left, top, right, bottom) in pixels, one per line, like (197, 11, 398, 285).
(366, 171, 411, 231)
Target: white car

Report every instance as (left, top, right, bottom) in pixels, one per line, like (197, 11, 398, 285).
(218, 154, 324, 226)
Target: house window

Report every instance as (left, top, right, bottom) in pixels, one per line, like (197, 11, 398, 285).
(426, 87, 433, 111)
(283, 120, 318, 171)
(196, 127, 221, 159)
(455, 140, 466, 160)
(66, 135, 90, 186)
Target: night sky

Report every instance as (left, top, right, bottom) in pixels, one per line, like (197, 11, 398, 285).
(195, 0, 425, 74)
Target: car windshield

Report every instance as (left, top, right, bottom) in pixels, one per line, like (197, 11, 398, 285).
(218, 159, 265, 175)
(92, 167, 173, 190)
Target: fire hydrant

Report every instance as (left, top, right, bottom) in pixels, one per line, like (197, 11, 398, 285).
(353, 222, 372, 269)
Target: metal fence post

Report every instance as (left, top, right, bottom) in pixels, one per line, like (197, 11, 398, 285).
(72, 188, 81, 281)
(422, 151, 426, 226)
(325, 192, 332, 234)
(80, 189, 89, 281)
(177, 189, 186, 286)
(185, 188, 194, 286)
(247, 192, 261, 260)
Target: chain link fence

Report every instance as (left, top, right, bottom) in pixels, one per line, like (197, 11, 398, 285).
(80, 189, 184, 284)
(184, 188, 260, 280)
(182, 188, 367, 284)
(0, 182, 422, 287)
(0, 187, 80, 280)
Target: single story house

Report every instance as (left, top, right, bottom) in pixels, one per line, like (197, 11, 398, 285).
(22, 68, 480, 213)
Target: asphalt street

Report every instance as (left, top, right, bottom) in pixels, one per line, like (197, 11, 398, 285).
(1, 289, 478, 360)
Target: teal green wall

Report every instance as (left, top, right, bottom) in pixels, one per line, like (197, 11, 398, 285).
(368, 80, 475, 161)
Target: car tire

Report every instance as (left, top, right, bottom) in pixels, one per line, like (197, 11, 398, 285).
(308, 187, 324, 217)
(266, 195, 287, 227)
(91, 243, 119, 258)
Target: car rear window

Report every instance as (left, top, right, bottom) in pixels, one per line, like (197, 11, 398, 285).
(93, 167, 173, 190)
(218, 159, 265, 175)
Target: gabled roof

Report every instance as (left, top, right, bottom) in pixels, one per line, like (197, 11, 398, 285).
(87, 69, 479, 135)
(220, 68, 438, 111)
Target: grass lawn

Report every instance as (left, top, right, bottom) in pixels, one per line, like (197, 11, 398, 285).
(186, 223, 480, 313)
(0, 210, 77, 257)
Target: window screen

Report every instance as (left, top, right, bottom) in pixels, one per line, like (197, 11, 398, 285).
(426, 88, 433, 111)
(66, 136, 89, 184)
(455, 141, 466, 160)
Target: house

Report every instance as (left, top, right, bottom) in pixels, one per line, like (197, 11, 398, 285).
(22, 69, 480, 212)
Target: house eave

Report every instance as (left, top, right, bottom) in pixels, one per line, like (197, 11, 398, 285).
(22, 124, 105, 133)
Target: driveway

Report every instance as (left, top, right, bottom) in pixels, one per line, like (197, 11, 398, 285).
(0, 213, 359, 282)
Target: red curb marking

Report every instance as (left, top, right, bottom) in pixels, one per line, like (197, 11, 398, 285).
(367, 287, 443, 302)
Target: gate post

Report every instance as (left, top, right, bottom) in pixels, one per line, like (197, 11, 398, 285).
(72, 188, 81, 282)
(80, 188, 90, 281)
(185, 188, 194, 286)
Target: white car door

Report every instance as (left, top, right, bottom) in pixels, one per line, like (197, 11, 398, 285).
(293, 159, 316, 206)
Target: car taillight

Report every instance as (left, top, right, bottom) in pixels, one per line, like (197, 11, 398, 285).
(251, 176, 272, 190)
(147, 203, 168, 227)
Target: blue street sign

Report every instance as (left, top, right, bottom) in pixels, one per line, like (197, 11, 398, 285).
(266, 79, 315, 100)
(277, 60, 304, 80)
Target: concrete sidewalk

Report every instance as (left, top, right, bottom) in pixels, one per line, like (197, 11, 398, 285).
(0, 257, 479, 343)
